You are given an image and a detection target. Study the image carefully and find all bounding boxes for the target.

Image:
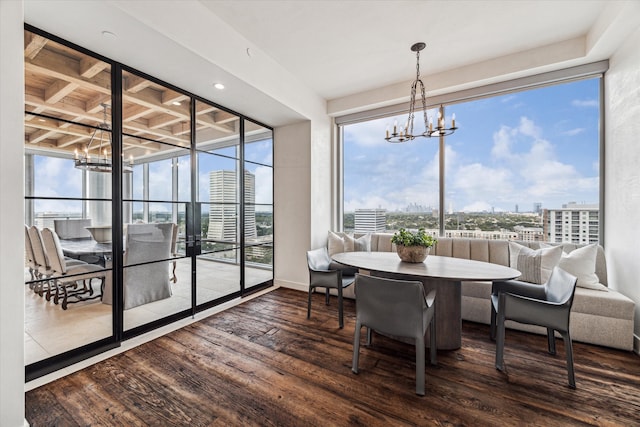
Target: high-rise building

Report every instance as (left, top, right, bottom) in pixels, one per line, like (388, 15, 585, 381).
(543, 202, 599, 244)
(354, 208, 386, 233)
(207, 170, 257, 241)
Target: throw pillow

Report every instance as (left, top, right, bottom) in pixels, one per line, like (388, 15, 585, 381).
(327, 231, 345, 257)
(558, 244, 607, 291)
(354, 233, 372, 252)
(509, 242, 563, 284)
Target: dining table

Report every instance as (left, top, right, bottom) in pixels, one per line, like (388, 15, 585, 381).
(332, 251, 521, 350)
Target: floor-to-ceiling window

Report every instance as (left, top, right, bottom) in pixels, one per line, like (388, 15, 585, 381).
(23, 26, 274, 380)
(339, 74, 603, 243)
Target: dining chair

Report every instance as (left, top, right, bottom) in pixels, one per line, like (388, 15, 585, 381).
(41, 228, 106, 309)
(24, 225, 38, 282)
(490, 266, 579, 388)
(306, 247, 355, 329)
(352, 274, 437, 396)
(123, 223, 173, 309)
(27, 225, 84, 299)
(170, 223, 179, 283)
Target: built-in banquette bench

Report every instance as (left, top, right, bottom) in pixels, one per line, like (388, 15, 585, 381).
(326, 232, 635, 351)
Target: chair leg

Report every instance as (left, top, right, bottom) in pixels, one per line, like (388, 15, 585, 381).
(415, 335, 425, 396)
(352, 321, 361, 374)
(307, 286, 313, 319)
(495, 295, 506, 372)
(547, 328, 556, 355)
(562, 331, 576, 389)
(325, 288, 330, 305)
(490, 300, 497, 340)
(338, 286, 344, 329)
(366, 327, 372, 346)
(429, 313, 437, 365)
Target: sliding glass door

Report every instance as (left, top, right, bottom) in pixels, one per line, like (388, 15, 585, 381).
(24, 25, 274, 380)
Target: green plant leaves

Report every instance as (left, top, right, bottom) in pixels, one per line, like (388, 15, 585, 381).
(390, 227, 436, 248)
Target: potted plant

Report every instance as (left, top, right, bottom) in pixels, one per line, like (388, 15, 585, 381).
(391, 227, 437, 263)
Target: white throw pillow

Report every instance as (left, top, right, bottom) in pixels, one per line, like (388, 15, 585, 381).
(327, 231, 345, 257)
(354, 233, 371, 252)
(509, 242, 563, 284)
(558, 244, 607, 291)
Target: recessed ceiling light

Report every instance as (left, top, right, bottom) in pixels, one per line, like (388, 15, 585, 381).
(101, 30, 117, 39)
(214, 83, 225, 90)
(172, 101, 181, 106)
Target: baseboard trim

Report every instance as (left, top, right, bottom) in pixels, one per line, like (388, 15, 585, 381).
(274, 279, 307, 293)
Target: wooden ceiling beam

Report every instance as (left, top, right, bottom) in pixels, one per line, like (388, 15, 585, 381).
(27, 129, 56, 145)
(124, 74, 152, 93)
(44, 80, 79, 104)
(24, 33, 48, 60)
(80, 57, 108, 78)
(161, 90, 188, 106)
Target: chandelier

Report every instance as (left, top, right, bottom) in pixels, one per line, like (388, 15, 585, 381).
(385, 42, 457, 143)
(74, 103, 132, 173)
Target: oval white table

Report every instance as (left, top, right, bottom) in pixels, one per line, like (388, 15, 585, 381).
(332, 251, 521, 350)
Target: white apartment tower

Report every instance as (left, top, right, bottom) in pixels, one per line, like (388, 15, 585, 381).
(207, 170, 257, 241)
(543, 202, 599, 244)
(354, 208, 386, 233)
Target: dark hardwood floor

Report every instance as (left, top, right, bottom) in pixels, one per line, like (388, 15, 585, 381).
(26, 288, 640, 426)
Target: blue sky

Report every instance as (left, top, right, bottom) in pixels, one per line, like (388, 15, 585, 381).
(32, 138, 273, 215)
(343, 78, 600, 213)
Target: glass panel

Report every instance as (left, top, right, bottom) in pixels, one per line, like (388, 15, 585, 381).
(195, 100, 241, 306)
(342, 110, 440, 234)
(122, 208, 191, 331)
(244, 124, 273, 290)
(244, 121, 273, 166)
(24, 29, 114, 366)
(443, 78, 600, 243)
(245, 162, 273, 205)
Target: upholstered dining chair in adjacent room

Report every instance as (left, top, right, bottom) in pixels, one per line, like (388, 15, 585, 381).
(25, 225, 38, 282)
(352, 274, 437, 396)
(27, 225, 85, 299)
(123, 223, 173, 309)
(306, 247, 355, 329)
(41, 228, 105, 309)
(491, 266, 579, 388)
(170, 223, 179, 284)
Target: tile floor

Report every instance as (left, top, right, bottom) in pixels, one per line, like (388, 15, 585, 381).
(24, 258, 272, 365)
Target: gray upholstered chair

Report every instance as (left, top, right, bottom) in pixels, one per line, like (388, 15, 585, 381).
(41, 228, 105, 309)
(123, 223, 173, 309)
(351, 274, 437, 396)
(306, 247, 354, 329)
(490, 266, 579, 388)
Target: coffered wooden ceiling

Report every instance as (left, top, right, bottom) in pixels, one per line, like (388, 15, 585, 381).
(24, 30, 260, 162)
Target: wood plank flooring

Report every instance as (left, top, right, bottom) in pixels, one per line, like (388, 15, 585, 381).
(26, 288, 640, 426)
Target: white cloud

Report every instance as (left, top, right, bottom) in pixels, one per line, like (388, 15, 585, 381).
(518, 116, 541, 138)
(562, 128, 585, 136)
(253, 166, 273, 204)
(572, 99, 598, 108)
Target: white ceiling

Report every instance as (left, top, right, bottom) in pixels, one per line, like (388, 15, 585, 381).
(23, 0, 640, 126)
(202, 0, 610, 100)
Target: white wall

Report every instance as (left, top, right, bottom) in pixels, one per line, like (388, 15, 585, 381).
(0, 1, 26, 425)
(605, 25, 640, 351)
(274, 121, 312, 290)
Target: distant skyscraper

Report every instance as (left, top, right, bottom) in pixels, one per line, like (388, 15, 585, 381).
(543, 202, 599, 244)
(354, 208, 386, 233)
(207, 170, 257, 241)
(533, 202, 542, 214)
